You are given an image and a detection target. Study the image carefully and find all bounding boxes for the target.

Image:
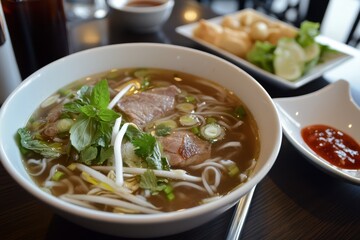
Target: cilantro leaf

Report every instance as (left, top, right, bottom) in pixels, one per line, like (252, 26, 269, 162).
(127, 126, 170, 170)
(132, 133, 156, 158)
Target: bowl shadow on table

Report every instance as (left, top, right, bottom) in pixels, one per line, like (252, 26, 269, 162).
(268, 136, 360, 224)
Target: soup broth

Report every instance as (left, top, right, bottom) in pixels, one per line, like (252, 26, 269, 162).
(19, 68, 260, 213)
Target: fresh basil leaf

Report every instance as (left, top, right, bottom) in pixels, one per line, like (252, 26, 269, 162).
(98, 146, 113, 165)
(98, 108, 119, 122)
(70, 117, 96, 151)
(80, 105, 97, 117)
(18, 128, 64, 159)
(63, 100, 84, 113)
(80, 146, 98, 165)
(77, 85, 91, 104)
(91, 79, 109, 109)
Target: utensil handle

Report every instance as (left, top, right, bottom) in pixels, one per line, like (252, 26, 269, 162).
(226, 186, 256, 240)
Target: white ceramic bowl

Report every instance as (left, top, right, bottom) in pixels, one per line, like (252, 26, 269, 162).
(0, 43, 281, 238)
(107, 0, 174, 33)
(274, 80, 360, 184)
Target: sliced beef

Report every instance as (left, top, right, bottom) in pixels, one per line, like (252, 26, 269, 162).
(117, 85, 181, 127)
(159, 131, 211, 167)
(42, 103, 64, 138)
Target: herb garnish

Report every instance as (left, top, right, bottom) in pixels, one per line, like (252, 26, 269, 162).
(64, 79, 119, 165)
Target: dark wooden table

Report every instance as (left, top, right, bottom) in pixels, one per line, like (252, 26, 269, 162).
(1, 1, 360, 239)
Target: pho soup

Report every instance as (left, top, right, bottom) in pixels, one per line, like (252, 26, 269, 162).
(17, 68, 260, 213)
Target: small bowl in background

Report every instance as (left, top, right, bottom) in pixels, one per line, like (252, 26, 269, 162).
(107, 0, 174, 33)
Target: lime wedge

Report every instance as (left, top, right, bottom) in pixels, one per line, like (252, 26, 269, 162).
(304, 42, 320, 62)
(274, 39, 306, 81)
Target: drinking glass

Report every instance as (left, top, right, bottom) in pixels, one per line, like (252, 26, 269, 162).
(1, 0, 69, 79)
(64, 0, 109, 21)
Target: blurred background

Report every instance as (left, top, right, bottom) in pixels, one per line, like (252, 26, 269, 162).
(198, 0, 360, 49)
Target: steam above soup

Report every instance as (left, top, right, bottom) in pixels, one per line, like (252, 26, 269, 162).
(18, 68, 260, 213)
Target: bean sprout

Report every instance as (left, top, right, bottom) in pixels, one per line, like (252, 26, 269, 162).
(61, 194, 162, 214)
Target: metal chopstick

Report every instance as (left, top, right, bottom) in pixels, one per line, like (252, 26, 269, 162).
(226, 186, 256, 240)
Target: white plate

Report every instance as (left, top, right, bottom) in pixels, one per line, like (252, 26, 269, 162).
(176, 9, 352, 89)
(274, 80, 360, 184)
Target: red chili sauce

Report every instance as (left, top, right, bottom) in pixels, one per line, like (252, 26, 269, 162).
(301, 124, 360, 169)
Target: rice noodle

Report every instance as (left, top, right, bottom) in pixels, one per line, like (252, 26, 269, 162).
(62, 194, 162, 214)
(172, 182, 206, 192)
(232, 120, 244, 129)
(28, 158, 47, 176)
(179, 85, 202, 94)
(43, 180, 66, 189)
(201, 195, 223, 204)
(218, 120, 232, 130)
(45, 164, 60, 182)
(60, 179, 75, 194)
(193, 111, 239, 121)
(201, 166, 221, 195)
(190, 161, 226, 171)
(217, 141, 242, 150)
(69, 175, 90, 193)
(219, 159, 236, 166)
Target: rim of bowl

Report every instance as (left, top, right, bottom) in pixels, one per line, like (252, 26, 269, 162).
(0, 42, 281, 225)
(108, 0, 174, 13)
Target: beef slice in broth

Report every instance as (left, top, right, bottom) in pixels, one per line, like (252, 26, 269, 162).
(117, 85, 181, 127)
(159, 131, 211, 167)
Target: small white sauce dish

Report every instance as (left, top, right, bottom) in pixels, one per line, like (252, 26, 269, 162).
(274, 80, 360, 184)
(107, 0, 174, 33)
